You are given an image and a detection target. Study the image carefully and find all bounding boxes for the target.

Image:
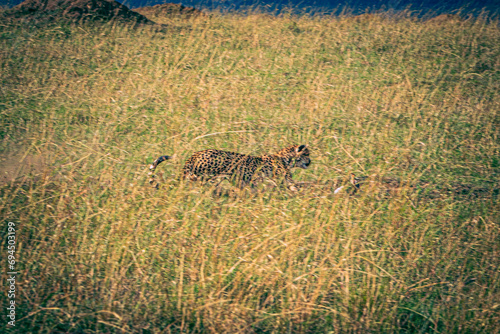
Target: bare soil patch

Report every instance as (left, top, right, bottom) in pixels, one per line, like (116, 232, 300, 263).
(133, 3, 204, 19)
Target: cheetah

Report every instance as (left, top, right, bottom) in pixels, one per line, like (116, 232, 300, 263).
(149, 145, 311, 191)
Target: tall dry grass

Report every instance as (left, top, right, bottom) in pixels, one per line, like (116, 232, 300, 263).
(1, 10, 499, 333)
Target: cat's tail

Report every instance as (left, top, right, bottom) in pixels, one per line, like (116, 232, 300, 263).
(148, 155, 174, 188)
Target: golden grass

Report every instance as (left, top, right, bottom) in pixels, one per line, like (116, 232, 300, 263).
(1, 11, 499, 333)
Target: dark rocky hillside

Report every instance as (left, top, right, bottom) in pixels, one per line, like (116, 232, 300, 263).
(4, 0, 153, 23)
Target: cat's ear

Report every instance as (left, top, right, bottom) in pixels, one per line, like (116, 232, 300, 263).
(296, 144, 307, 153)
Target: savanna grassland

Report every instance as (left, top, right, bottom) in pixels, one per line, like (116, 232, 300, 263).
(1, 10, 499, 333)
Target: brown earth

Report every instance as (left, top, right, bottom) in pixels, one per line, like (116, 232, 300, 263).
(133, 3, 204, 19)
(0, 147, 47, 186)
(4, 0, 153, 24)
(426, 14, 464, 24)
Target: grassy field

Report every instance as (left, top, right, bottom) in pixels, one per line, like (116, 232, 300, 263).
(1, 10, 499, 333)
